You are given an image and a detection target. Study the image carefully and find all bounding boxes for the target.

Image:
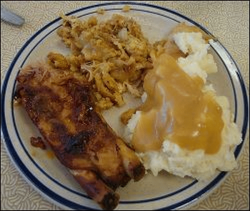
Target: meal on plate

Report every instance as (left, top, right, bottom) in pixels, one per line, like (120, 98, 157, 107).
(14, 9, 242, 210)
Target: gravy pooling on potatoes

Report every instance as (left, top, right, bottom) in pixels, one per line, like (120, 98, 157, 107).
(131, 53, 224, 154)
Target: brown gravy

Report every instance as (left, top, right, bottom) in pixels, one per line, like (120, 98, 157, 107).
(131, 53, 224, 154)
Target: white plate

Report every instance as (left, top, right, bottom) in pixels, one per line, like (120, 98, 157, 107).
(1, 2, 249, 210)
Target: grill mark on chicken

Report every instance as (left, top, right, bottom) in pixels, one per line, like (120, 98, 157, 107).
(65, 131, 92, 154)
(15, 63, 145, 210)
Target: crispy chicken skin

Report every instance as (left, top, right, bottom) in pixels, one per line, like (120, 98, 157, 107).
(15, 63, 145, 210)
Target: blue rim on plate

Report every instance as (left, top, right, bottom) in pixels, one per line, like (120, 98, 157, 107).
(1, 2, 249, 210)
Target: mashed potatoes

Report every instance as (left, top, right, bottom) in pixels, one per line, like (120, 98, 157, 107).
(124, 31, 242, 181)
